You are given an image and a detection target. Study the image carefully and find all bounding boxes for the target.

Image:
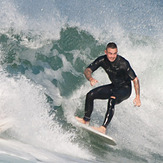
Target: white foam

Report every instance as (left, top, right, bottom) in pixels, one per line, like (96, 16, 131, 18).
(0, 70, 93, 160)
(0, 1, 27, 30)
(0, 138, 82, 163)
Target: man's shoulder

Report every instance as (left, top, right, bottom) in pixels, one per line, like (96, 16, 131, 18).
(118, 55, 127, 61)
(117, 55, 131, 70)
(95, 55, 106, 62)
(88, 55, 106, 71)
(118, 55, 130, 64)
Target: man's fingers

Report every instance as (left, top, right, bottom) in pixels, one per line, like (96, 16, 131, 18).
(133, 98, 141, 107)
(90, 78, 98, 86)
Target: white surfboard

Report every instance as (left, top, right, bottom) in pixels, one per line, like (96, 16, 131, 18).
(76, 121, 116, 146)
(0, 118, 13, 133)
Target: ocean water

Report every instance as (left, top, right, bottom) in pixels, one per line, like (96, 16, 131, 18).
(0, 0, 163, 162)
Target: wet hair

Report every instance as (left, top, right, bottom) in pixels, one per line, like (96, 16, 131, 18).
(106, 42, 117, 50)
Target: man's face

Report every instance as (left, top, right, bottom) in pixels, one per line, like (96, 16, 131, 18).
(105, 48, 118, 62)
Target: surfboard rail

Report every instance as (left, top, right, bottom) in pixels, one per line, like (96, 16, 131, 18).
(75, 120, 116, 146)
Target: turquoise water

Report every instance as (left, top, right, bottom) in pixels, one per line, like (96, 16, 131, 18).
(0, 0, 163, 162)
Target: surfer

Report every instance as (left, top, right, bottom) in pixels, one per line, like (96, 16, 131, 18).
(76, 42, 141, 134)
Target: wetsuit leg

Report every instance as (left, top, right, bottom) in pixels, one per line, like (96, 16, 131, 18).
(83, 84, 113, 121)
(113, 84, 132, 104)
(102, 84, 132, 128)
(102, 98, 116, 128)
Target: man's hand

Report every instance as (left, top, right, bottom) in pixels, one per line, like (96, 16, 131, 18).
(89, 78, 98, 86)
(84, 68, 98, 86)
(133, 96, 141, 107)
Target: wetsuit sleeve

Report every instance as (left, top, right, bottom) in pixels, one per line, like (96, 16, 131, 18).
(87, 56, 104, 72)
(126, 62, 137, 80)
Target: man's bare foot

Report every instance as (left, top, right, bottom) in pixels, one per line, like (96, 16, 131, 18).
(92, 126, 106, 134)
(75, 116, 89, 125)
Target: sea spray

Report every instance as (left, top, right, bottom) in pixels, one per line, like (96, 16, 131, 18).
(0, 70, 93, 160)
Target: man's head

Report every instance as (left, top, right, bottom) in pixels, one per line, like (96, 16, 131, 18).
(105, 42, 118, 62)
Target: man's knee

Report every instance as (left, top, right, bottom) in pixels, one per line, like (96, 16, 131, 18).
(111, 96, 116, 99)
(108, 97, 116, 108)
(86, 91, 94, 100)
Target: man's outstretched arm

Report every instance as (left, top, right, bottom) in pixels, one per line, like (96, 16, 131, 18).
(133, 77, 141, 107)
(84, 68, 98, 86)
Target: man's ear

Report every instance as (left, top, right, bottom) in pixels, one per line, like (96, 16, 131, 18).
(104, 50, 107, 54)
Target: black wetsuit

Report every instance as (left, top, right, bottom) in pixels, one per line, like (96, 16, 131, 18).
(83, 55, 137, 128)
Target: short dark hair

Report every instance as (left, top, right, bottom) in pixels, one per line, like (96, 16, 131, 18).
(106, 42, 117, 50)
